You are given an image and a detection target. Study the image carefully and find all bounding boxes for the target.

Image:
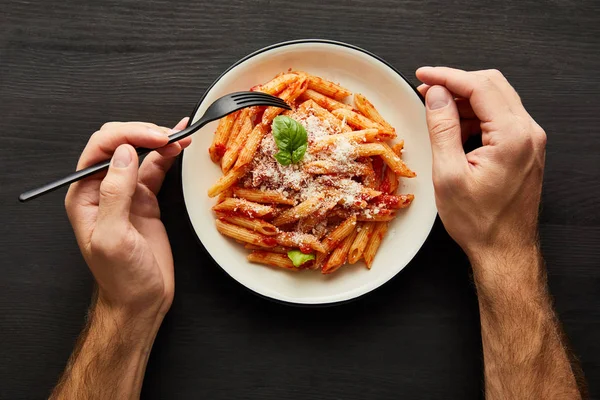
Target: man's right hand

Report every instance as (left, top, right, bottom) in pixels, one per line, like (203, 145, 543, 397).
(416, 67, 547, 261)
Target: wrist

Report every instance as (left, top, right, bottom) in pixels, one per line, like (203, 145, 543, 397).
(92, 296, 164, 350)
(468, 241, 546, 296)
(468, 240, 540, 269)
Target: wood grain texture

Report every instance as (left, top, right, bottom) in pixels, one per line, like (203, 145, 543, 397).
(1, 0, 599, 398)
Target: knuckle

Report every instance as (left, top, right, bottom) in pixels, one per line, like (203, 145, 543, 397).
(88, 130, 102, 144)
(91, 232, 125, 260)
(99, 178, 122, 200)
(486, 68, 505, 81)
(534, 126, 547, 147)
(513, 91, 523, 105)
(430, 118, 458, 137)
(478, 74, 494, 87)
(100, 121, 119, 131)
(90, 225, 136, 260)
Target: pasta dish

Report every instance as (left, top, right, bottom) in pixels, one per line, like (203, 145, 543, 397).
(206, 71, 415, 274)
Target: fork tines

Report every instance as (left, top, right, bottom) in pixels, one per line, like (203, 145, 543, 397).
(231, 91, 291, 109)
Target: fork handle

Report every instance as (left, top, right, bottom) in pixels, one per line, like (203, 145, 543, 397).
(18, 118, 206, 202)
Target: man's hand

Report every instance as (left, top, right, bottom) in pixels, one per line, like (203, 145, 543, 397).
(65, 119, 191, 319)
(417, 67, 582, 399)
(52, 119, 191, 399)
(416, 67, 546, 259)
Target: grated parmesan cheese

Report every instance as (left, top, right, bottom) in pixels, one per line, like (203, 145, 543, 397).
(244, 108, 367, 216)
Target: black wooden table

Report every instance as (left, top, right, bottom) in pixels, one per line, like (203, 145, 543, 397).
(1, 1, 599, 398)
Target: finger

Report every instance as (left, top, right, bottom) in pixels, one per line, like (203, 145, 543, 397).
(96, 144, 138, 233)
(419, 83, 477, 120)
(424, 86, 467, 170)
(167, 117, 192, 149)
(416, 66, 513, 123)
(471, 69, 528, 116)
(77, 122, 170, 169)
(171, 117, 190, 131)
(138, 117, 191, 195)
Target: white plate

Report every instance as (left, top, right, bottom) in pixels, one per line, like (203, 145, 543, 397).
(181, 39, 436, 305)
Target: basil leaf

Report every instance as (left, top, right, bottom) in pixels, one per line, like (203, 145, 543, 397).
(287, 250, 315, 267)
(291, 143, 307, 164)
(274, 151, 292, 166)
(271, 116, 308, 165)
(272, 116, 294, 150)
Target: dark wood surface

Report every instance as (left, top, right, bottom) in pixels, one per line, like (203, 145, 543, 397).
(1, 0, 599, 398)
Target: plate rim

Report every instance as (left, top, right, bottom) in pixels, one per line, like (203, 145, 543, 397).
(179, 39, 431, 307)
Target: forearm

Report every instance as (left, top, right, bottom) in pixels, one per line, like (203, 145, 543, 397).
(50, 296, 163, 400)
(470, 244, 581, 399)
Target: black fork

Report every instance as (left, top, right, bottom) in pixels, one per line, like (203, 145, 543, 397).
(19, 91, 291, 202)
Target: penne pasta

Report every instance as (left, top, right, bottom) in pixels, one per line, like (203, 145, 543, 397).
(298, 99, 352, 133)
(379, 143, 416, 177)
(348, 222, 374, 264)
(261, 77, 308, 125)
(364, 222, 389, 269)
(209, 112, 237, 163)
(253, 73, 298, 95)
(299, 73, 352, 100)
(372, 194, 414, 209)
(299, 89, 352, 111)
(217, 188, 233, 204)
(380, 166, 399, 194)
(356, 143, 386, 157)
(234, 123, 268, 169)
(360, 158, 378, 189)
(310, 129, 396, 153)
(332, 108, 384, 131)
(356, 208, 396, 222)
(217, 214, 279, 236)
(245, 244, 290, 254)
(213, 198, 276, 218)
(322, 228, 358, 274)
(232, 187, 295, 206)
(207, 165, 248, 198)
(216, 219, 277, 248)
(362, 187, 383, 201)
(297, 197, 339, 233)
(371, 157, 385, 190)
(392, 140, 404, 156)
(354, 93, 394, 131)
(221, 112, 253, 173)
(247, 251, 299, 271)
(272, 196, 324, 226)
(225, 109, 250, 148)
(275, 232, 326, 253)
(303, 160, 371, 176)
(322, 215, 357, 253)
(208, 71, 416, 274)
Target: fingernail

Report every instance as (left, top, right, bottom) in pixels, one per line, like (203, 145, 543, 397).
(148, 128, 166, 138)
(168, 128, 181, 134)
(426, 86, 451, 110)
(112, 145, 132, 168)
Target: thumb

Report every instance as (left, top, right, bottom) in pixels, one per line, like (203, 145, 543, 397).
(425, 85, 466, 168)
(97, 144, 139, 229)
